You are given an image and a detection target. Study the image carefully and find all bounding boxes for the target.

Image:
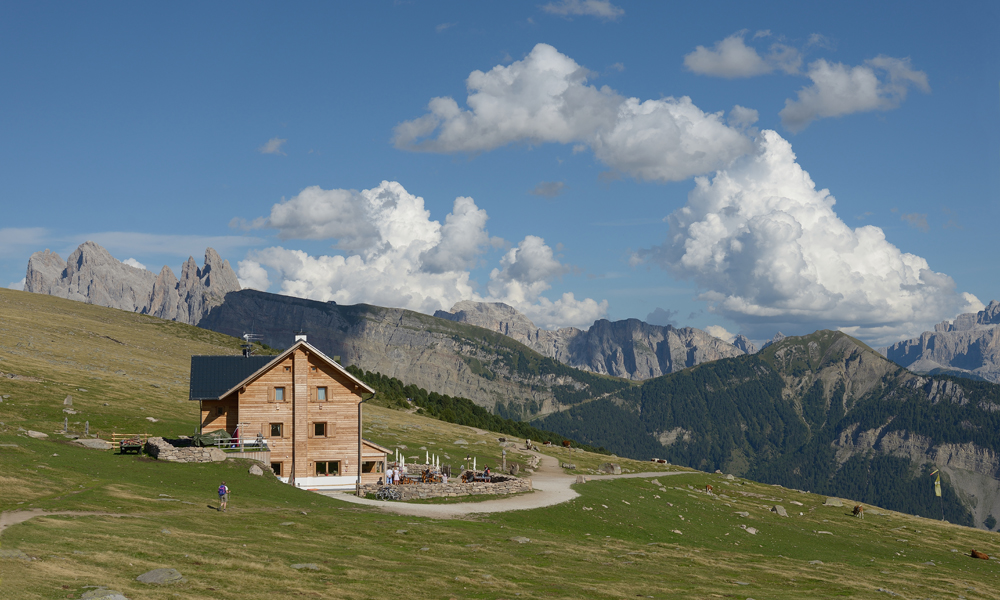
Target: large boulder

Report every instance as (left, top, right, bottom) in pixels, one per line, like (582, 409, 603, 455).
(135, 568, 185, 584)
(600, 463, 621, 475)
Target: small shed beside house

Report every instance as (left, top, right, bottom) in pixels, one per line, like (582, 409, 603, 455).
(189, 335, 388, 491)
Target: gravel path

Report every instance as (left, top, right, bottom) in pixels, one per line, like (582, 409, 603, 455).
(320, 450, 696, 518)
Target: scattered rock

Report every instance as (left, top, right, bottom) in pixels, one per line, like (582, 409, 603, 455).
(396, 530, 408, 534)
(649, 479, 661, 486)
(876, 588, 898, 596)
(823, 497, 843, 507)
(453, 439, 467, 445)
(599, 463, 622, 475)
(419, 547, 429, 551)
(724, 474, 735, 480)
(291, 563, 319, 570)
(248, 464, 264, 476)
(734, 581, 750, 586)
(735, 511, 750, 517)
(0, 548, 30, 560)
(740, 525, 758, 535)
(509, 536, 531, 543)
(161, 529, 171, 534)
(135, 568, 185, 584)
(810, 560, 823, 565)
(671, 530, 682, 535)
(26, 430, 48, 439)
(64, 395, 73, 406)
(771, 505, 788, 517)
(575, 475, 588, 484)
(789, 500, 803, 506)
(80, 590, 130, 600)
(145, 417, 159, 423)
(63, 408, 78, 414)
(280, 522, 295, 526)
(560, 462, 576, 469)
(78, 388, 88, 392)
(815, 531, 833, 535)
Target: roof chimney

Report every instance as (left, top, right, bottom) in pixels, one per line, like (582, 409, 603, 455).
(294, 330, 307, 343)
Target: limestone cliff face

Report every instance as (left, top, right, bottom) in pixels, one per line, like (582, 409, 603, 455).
(434, 300, 744, 380)
(198, 290, 618, 416)
(24, 241, 240, 325)
(881, 301, 1000, 383)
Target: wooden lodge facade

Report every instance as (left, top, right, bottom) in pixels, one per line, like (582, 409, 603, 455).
(189, 335, 388, 491)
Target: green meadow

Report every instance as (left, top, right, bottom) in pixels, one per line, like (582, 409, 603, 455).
(2, 288, 999, 599)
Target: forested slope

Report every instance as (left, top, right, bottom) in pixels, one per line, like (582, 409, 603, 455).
(539, 330, 1000, 528)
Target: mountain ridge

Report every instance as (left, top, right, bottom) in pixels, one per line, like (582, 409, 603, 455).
(539, 330, 1000, 529)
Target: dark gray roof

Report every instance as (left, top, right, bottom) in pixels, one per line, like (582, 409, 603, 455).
(189, 355, 275, 400)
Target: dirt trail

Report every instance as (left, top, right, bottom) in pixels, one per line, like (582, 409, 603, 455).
(0, 509, 135, 536)
(321, 450, 696, 518)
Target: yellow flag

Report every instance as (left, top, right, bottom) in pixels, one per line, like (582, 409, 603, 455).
(934, 474, 942, 497)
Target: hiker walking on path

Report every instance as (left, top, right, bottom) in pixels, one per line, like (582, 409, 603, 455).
(218, 482, 230, 512)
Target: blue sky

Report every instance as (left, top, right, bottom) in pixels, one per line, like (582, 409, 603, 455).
(2, 1, 997, 346)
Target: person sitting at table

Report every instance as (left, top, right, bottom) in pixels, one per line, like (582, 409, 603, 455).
(483, 465, 491, 477)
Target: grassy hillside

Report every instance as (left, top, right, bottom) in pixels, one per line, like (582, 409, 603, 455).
(3, 290, 1000, 599)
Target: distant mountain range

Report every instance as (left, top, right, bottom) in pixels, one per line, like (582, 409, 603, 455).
(434, 300, 744, 380)
(880, 301, 1000, 383)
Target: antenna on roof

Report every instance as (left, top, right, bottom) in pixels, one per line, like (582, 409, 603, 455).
(241, 331, 263, 357)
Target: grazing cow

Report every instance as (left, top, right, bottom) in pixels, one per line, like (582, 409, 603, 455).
(853, 505, 865, 519)
(971, 549, 990, 560)
(706, 484, 713, 494)
(562, 440, 571, 447)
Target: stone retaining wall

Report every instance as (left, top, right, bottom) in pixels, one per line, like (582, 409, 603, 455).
(145, 437, 227, 463)
(359, 476, 532, 500)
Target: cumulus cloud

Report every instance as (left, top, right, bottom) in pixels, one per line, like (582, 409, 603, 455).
(121, 258, 147, 270)
(541, 0, 624, 20)
(645, 307, 677, 327)
(683, 31, 801, 78)
(704, 325, 735, 343)
(258, 137, 287, 155)
(530, 181, 565, 197)
(633, 130, 979, 345)
(7, 278, 25, 291)
(780, 56, 929, 132)
(238, 181, 607, 329)
(394, 43, 752, 182)
(237, 260, 270, 291)
(435, 22, 457, 33)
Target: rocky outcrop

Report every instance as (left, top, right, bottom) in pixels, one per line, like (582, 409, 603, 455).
(881, 300, 1000, 383)
(24, 242, 240, 325)
(434, 300, 744, 380)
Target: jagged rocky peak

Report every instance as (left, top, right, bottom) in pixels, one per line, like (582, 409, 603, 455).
(934, 300, 1000, 332)
(732, 334, 757, 354)
(883, 300, 1000, 383)
(24, 241, 240, 325)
